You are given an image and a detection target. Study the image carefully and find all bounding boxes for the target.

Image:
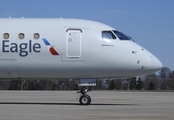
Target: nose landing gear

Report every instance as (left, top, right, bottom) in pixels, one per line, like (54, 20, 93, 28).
(77, 87, 91, 105)
(76, 79, 96, 105)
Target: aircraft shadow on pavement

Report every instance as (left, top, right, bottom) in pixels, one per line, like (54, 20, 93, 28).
(0, 102, 139, 106)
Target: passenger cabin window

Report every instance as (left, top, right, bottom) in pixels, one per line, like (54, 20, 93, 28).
(3, 33, 9, 39)
(19, 33, 25, 39)
(112, 30, 130, 40)
(34, 33, 40, 39)
(102, 31, 116, 40)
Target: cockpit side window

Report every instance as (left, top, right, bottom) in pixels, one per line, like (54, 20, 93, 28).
(112, 30, 130, 40)
(102, 31, 116, 40)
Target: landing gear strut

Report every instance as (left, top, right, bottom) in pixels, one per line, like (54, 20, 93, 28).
(77, 87, 91, 105)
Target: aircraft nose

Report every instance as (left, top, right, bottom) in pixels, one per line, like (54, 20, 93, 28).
(151, 55, 163, 72)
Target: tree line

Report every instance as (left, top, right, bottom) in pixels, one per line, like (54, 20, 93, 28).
(108, 67, 174, 90)
(0, 67, 173, 90)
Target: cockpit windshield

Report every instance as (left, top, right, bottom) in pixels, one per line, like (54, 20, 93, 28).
(112, 30, 131, 40)
(102, 31, 116, 39)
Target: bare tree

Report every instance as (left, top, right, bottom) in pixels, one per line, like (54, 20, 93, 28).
(108, 80, 115, 90)
(158, 67, 171, 90)
(167, 71, 174, 90)
(0, 80, 10, 90)
(114, 79, 122, 90)
(95, 79, 106, 90)
(122, 78, 131, 90)
(144, 74, 159, 90)
(136, 77, 144, 90)
(130, 77, 136, 90)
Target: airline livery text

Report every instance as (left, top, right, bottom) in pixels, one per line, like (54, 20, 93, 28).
(2, 40, 41, 57)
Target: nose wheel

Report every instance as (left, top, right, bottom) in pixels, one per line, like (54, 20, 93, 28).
(77, 87, 91, 105)
(79, 94, 91, 105)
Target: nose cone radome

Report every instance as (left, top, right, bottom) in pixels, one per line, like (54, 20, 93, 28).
(151, 55, 163, 72)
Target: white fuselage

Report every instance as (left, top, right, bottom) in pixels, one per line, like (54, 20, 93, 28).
(0, 18, 162, 79)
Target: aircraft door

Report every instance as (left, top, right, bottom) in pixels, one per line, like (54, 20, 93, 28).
(66, 29, 82, 58)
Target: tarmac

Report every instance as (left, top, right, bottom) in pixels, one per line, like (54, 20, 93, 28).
(0, 91, 173, 120)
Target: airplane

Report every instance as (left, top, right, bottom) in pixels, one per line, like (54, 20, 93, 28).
(0, 18, 163, 105)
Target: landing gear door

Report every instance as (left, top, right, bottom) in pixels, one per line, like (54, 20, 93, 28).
(66, 29, 82, 58)
(79, 79, 96, 86)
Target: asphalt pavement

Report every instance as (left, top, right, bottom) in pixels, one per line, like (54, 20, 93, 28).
(0, 91, 173, 120)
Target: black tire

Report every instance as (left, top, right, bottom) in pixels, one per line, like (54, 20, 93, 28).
(79, 95, 91, 105)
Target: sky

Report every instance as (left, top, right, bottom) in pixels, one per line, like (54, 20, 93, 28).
(0, 0, 174, 70)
